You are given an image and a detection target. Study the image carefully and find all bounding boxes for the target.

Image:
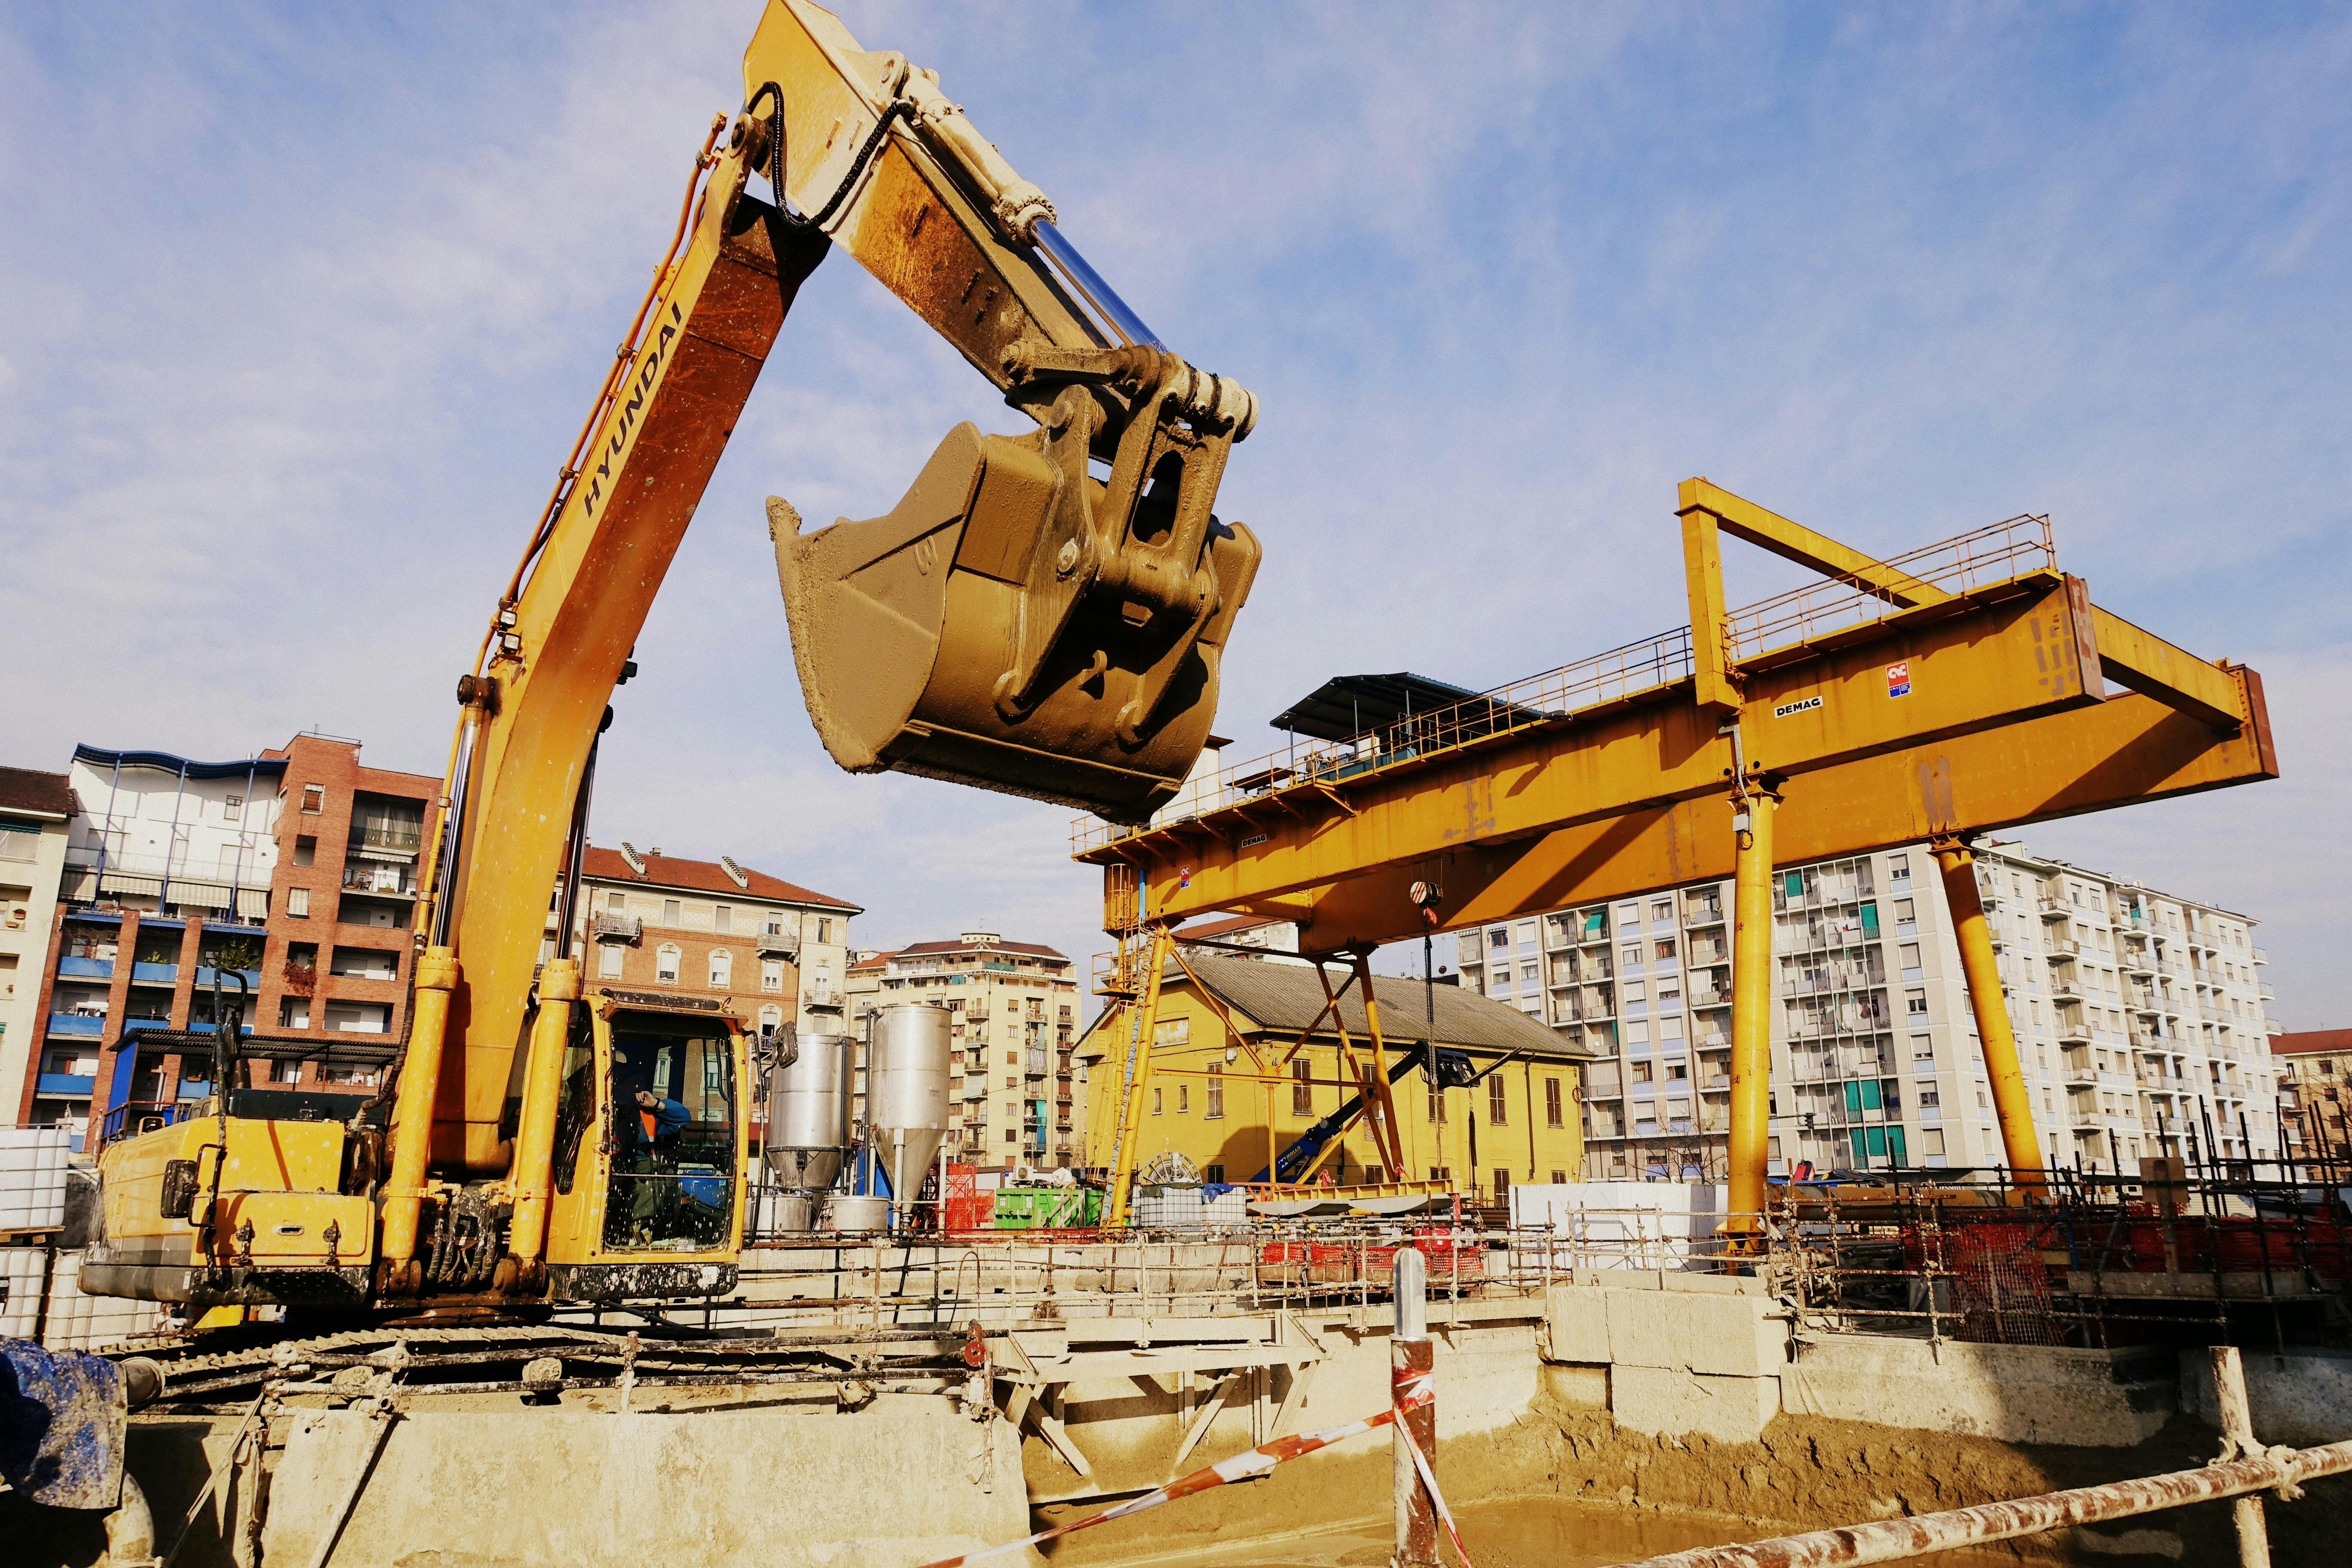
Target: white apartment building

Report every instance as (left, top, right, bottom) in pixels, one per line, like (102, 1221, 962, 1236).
(848, 934, 1083, 1170)
(1455, 839, 2278, 1181)
(1, 767, 77, 1115)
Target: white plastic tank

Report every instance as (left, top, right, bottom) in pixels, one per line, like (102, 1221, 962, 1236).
(763, 1032, 854, 1193)
(867, 1003, 951, 1213)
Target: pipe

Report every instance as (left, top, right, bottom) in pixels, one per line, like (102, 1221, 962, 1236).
(380, 946, 458, 1265)
(1727, 787, 1776, 1232)
(1390, 1246, 1436, 1568)
(1597, 1438, 2352, 1567)
(2211, 1345, 2272, 1568)
(505, 957, 580, 1266)
(1931, 839, 2045, 1188)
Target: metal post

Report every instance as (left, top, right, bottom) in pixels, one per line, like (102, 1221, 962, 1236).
(1391, 1246, 1436, 1568)
(1930, 838, 2045, 1190)
(1727, 783, 1777, 1237)
(380, 946, 458, 1267)
(2211, 1345, 2272, 1567)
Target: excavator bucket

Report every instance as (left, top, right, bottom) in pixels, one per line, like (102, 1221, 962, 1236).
(774, 378, 1259, 824)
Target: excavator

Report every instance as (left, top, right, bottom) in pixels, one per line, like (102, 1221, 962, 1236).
(79, 0, 1259, 1322)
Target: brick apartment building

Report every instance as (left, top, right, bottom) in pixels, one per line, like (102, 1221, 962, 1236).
(2274, 1029, 2352, 1164)
(551, 843, 860, 1043)
(17, 734, 438, 1146)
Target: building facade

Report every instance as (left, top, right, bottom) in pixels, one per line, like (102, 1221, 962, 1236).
(554, 844, 859, 1043)
(2272, 1030, 2352, 1165)
(1076, 955, 1590, 1200)
(18, 735, 438, 1145)
(1172, 913, 1306, 966)
(849, 934, 1081, 1170)
(0, 767, 77, 1116)
(1455, 838, 2279, 1181)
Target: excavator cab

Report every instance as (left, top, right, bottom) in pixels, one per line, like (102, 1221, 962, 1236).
(775, 347, 1260, 825)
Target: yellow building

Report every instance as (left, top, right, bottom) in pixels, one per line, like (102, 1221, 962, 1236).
(1078, 955, 1592, 1203)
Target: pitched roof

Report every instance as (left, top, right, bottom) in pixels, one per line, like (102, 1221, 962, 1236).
(2273, 1029, 2352, 1057)
(848, 949, 900, 973)
(894, 937, 1071, 963)
(578, 845, 858, 912)
(1144, 954, 1590, 1058)
(0, 766, 76, 820)
(1177, 913, 1283, 943)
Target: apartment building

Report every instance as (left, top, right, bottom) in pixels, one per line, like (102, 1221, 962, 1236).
(1172, 913, 1307, 966)
(2273, 1030, 2352, 1164)
(850, 934, 1081, 1170)
(19, 735, 437, 1145)
(1455, 839, 2279, 1181)
(0, 766, 77, 1115)
(557, 843, 859, 1041)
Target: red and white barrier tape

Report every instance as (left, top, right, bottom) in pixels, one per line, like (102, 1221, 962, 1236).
(1392, 1361, 1475, 1568)
(914, 1379, 1439, 1568)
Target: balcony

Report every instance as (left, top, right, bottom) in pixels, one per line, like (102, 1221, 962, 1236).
(591, 911, 643, 944)
(2046, 939, 2079, 959)
(56, 955, 113, 980)
(2259, 983, 2276, 1001)
(195, 965, 264, 990)
(2251, 947, 2269, 965)
(755, 931, 796, 958)
(341, 865, 417, 898)
(49, 1012, 105, 1036)
(2056, 1020, 2092, 1045)
(36, 1073, 94, 1096)
(2037, 897, 2069, 920)
(129, 962, 179, 985)
(1683, 903, 1726, 928)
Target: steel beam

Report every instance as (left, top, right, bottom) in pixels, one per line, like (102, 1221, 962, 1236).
(1678, 478, 1954, 610)
(1932, 839, 2044, 1184)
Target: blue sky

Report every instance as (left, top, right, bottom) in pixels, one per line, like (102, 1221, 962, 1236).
(2, 3, 2345, 1023)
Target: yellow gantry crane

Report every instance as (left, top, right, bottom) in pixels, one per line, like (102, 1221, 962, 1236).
(1076, 480, 2276, 1225)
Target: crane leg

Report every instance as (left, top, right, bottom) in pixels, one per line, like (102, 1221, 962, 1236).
(1727, 789, 1777, 1237)
(1932, 837, 2046, 1192)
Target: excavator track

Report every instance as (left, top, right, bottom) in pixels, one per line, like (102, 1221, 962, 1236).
(111, 1320, 974, 1407)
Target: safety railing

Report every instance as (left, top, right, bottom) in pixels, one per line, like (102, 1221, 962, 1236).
(1722, 511, 2056, 666)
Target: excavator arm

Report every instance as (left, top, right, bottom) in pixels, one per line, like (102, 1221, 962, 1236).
(392, 0, 1258, 1275)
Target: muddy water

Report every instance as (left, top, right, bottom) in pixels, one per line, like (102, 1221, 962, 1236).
(1132, 1492, 2168, 1568)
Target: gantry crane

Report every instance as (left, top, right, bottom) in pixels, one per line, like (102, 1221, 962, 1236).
(1076, 481, 2275, 1225)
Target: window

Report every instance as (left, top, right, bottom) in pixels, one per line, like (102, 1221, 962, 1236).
(1205, 1164, 1225, 1184)
(1292, 1060, 1312, 1116)
(224, 793, 242, 822)
(1545, 1078, 1564, 1128)
(1651, 898, 1672, 923)
(1550, 1170, 1567, 1185)
(1632, 1061, 1653, 1083)
(1177, 1085, 1189, 1113)
(1489, 929, 1510, 951)
(1488, 1075, 1508, 1125)
(293, 835, 315, 867)
(759, 1004, 783, 1034)
(1426, 1080, 1448, 1124)
(1152, 1087, 1164, 1115)
(1206, 1061, 1224, 1119)
(817, 917, 833, 943)
(1005, 1051, 1018, 1066)
(599, 943, 623, 979)
(1653, 937, 1677, 962)
(287, 887, 309, 918)
(762, 961, 784, 994)
(655, 943, 680, 983)
(708, 949, 732, 988)
(662, 899, 681, 926)
(1622, 943, 1643, 969)
(609, 891, 626, 910)
(1907, 990, 1928, 1017)
(1005, 1128, 1018, 1144)
(301, 784, 325, 814)
(714, 904, 731, 934)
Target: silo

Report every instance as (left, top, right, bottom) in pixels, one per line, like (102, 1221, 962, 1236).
(867, 1003, 951, 1219)
(763, 1032, 854, 1195)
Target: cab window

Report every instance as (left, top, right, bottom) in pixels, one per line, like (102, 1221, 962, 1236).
(603, 1025, 736, 1251)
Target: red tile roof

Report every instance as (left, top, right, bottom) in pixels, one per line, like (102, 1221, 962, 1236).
(578, 845, 858, 911)
(848, 949, 900, 973)
(2273, 1029, 2352, 1057)
(894, 937, 1070, 964)
(1178, 913, 1281, 942)
(0, 766, 75, 819)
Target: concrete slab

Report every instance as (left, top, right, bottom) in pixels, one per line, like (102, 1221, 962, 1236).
(1540, 1284, 1788, 1378)
(1779, 1334, 2176, 1447)
(2179, 1347, 2352, 1448)
(261, 1406, 1033, 1568)
(1610, 1365, 1780, 1442)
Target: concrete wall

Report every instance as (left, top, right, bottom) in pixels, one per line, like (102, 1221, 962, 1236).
(262, 1405, 1033, 1568)
(2178, 1347, 2352, 1448)
(1781, 1334, 2177, 1447)
(1541, 1274, 1788, 1443)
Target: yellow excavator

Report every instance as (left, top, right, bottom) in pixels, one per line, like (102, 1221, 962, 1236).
(81, 0, 1258, 1321)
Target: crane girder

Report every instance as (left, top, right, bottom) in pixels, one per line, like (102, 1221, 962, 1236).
(1075, 498, 2276, 959)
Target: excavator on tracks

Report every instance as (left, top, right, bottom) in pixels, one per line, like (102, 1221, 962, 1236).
(77, 0, 1259, 1334)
